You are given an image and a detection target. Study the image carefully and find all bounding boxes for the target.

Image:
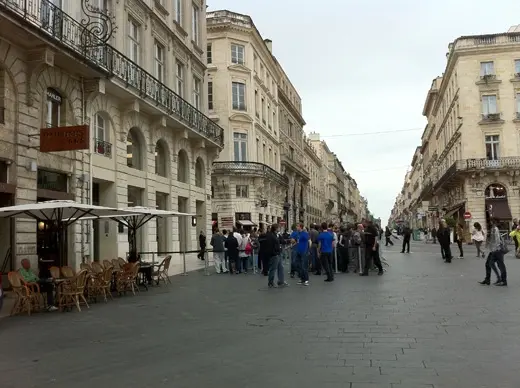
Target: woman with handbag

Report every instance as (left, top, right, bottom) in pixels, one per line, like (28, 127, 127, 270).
(479, 218, 507, 286)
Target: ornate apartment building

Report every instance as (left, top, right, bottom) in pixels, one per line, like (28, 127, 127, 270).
(392, 25, 520, 233)
(207, 10, 287, 231)
(0, 0, 222, 272)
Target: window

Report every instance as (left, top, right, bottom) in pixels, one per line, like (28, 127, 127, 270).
(92, 0, 109, 12)
(233, 132, 247, 161)
(236, 185, 248, 198)
(231, 44, 245, 65)
(232, 82, 246, 110)
(255, 90, 259, 117)
(176, 61, 184, 97)
(515, 59, 520, 75)
(253, 54, 258, 73)
(128, 18, 140, 63)
(482, 95, 497, 117)
(193, 76, 201, 109)
(267, 104, 271, 128)
(207, 43, 212, 64)
(192, 3, 199, 45)
(95, 114, 105, 141)
(485, 135, 500, 160)
(480, 61, 495, 76)
(272, 111, 276, 130)
(208, 82, 213, 110)
(261, 97, 265, 122)
(154, 41, 164, 82)
(46, 88, 61, 127)
(175, 0, 182, 25)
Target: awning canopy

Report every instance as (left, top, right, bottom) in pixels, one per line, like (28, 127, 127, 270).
(486, 199, 512, 220)
(238, 220, 256, 226)
(0, 200, 137, 226)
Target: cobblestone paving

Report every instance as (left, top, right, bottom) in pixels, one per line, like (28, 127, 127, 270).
(1, 242, 519, 388)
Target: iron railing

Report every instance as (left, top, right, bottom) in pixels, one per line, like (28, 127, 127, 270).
(94, 138, 112, 157)
(212, 161, 288, 187)
(0, 0, 224, 147)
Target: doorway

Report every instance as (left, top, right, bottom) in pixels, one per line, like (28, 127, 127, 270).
(178, 196, 189, 252)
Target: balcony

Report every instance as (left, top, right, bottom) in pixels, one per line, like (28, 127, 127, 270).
(281, 153, 310, 181)
(479, 113, 504, 124)
(0, 0, 224, 147)
(94, 138, 112, 158)
(419, 178, 433, 200)
(452, 33, 520, 52)
(212, 161, 288, 187)
(465, 157, 520, 170)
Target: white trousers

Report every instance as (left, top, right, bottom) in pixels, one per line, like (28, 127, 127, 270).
(213, 251, 227, 273)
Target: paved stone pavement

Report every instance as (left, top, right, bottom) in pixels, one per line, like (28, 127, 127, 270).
(1, 241, 520, 388)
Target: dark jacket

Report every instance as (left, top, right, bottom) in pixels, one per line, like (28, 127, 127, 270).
(199, 233, 206, 248)
(225, 234, 239, 255)
(438, 226, 450, 244)
(210, 233, 226, 252)
(364, 225, 378, 247)
(257, 232, 267, 257)
(261, 231, 281, 258)
(403, 227, 412, 239)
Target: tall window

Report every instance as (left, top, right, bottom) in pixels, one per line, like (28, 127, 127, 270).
(231, 44, 245, 65)
(236, 185, 249, 198)
(517, 93, 520, 116)
(193, 76, 201, 109)
(46, 88, 61, 127)
(255, 90, 259, 117)
(92, 0, 109, 11)
(482, 95, 497, 117)
(154, 41, 164, 82)
(207, 43, 212, 64)
(176, 61, 184, 97)
(208, 82, 213, 110)
(232, 82, 246, 110)
(267, 104, 271, 128)
(175, 0, 182, 25)
(192, 3, 199, 45)
(480, 61, 495, 76)
(485, 135, 500, 160)
(233, 132, 247, 161)
(515, 59, 520, 75)
(128, 18, 140, 63)
(95, 114, 105, 141)
(261, 97, 265, 122)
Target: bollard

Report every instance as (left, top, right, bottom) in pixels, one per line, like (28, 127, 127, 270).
(334, 248, 339, 274)
(180, 251, 188, 276)
(252, 248, 257, 275)
(204, 250, 210, 276)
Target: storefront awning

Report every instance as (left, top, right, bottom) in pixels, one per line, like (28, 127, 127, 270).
(238, 220, 257, 226)
(486, 199, 512, 219)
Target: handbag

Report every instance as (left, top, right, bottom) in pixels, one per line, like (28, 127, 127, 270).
(499, 237, 510, 255)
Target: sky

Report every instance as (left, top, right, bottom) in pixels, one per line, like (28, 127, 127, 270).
(208, 0, 520, 222)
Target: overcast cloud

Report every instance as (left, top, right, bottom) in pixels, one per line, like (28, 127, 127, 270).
(208, 0, 520, 222)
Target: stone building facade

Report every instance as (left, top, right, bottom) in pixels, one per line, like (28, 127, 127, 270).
(0, 0, 222, 272)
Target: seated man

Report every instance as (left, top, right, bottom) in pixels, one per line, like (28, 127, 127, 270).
(19, 259, 58, 311)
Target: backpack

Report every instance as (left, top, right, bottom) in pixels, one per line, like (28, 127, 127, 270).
(245, 241, 253, 255)
(352, 231, 362, 246)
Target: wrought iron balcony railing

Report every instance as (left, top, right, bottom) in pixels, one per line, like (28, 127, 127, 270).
(94, 138, 112, 157)
(0, 0, 224, 147)
(212, 161, 288, 187)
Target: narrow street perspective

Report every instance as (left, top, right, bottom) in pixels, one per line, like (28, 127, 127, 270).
(1, 242, 519, 388)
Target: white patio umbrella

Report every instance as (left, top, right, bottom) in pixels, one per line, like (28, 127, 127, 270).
(0, 200, 140, 267)
(82, 206, 195, 260)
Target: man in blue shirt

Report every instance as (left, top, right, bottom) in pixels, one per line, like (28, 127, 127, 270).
(295, 223, 310, 285)
(318, 222, 335, 282)
(289, 225, 299, 278)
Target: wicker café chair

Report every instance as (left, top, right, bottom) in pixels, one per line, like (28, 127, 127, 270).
(80, 262, 92, 272)
(58, 269, 90, 312)
(61, 266, 75, 278)
(8, 271, 43, 316)
(91, 262, 104, 274)
(116, 263, 140, 296)
(152, 256, 172, 285)
(102, 260, 112, 269)
(49, 266, 60, 279)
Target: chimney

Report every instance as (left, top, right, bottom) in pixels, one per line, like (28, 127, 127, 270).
(264, 39, 272, 53)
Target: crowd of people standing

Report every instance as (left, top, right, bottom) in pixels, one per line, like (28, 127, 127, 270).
(208, 219, 386, 288)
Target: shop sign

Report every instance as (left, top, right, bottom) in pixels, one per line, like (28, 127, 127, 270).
(40, 125, 89, 152)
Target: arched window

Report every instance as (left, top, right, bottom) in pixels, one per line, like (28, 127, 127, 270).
(94, 113, 112, 157)
(485, 184, 507, 199)
(177, 149, 189, 183)
(127, 127, 143, 169)
(155, 140, 169, 177)
(195, 157, 205, 188)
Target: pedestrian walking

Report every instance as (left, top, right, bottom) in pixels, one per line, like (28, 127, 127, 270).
(294, 223, 310, 286)
(210, 229, 228, 273)
(338, 226, 350, 273)
(479, 218, 507, 286)
(361, 220, 383, 276)
(472, 222, 486, 258)
(431, 227, 437, 244)
(258, 227, 268, 276)
(438, 219, 452, 263)
(384, 226, 394, 246)
(400, 224, 411, 253)
(225, 231, 239, 274)
(198, 230, 206, 260)
(455, 223, 464, 259)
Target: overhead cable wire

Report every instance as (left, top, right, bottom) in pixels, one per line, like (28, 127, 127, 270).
(320, 128, 423, 138)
